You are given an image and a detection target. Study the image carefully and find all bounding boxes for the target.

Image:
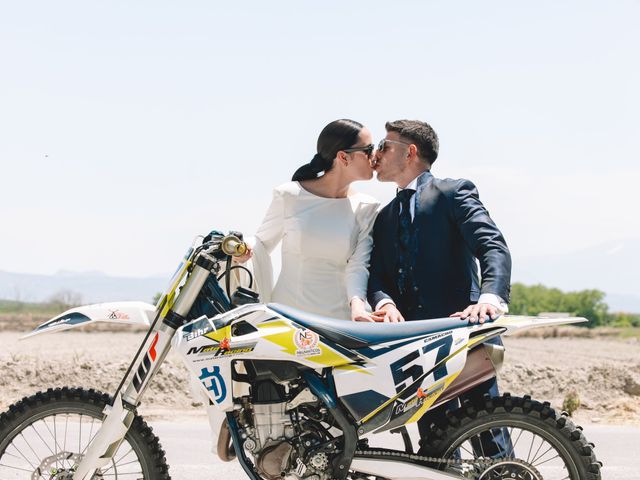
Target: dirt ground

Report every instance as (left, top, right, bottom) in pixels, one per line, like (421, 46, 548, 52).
(0, 325, 638, 426)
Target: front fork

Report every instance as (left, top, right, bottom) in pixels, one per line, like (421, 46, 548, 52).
(72, 261, 213, 480)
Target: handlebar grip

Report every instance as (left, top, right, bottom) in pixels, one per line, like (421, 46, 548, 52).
(221, 235, 247, 257)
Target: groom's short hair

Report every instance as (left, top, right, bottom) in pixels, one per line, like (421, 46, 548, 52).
(385, 120, 439, 166)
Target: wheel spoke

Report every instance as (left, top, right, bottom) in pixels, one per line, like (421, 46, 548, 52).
(80, 426, 104, 456)
(507, 428, 524, 458)
(529, 435, 545, 464)
(42, 416, 64, 453)
(1, 450, 23, 461)
(459, 442, 475, 458)
(87, 417, 96, 448)
(51, 415, 60, 471)
(7, 441, 37, 470)
(488, 428, 498, 447)
(114, 447, 136, 466)
(531, 443, 555, 465)
(101, 471, 144, 477)
(534, 452, 562, 467)
(63, 413, 69, 454)
(19, 431, 42, 466)
(525, 431, 537, 463)
(101, 447, 135, 474)
(475, 433, 487, 458)
(439, 417, 588, 480)
(0, 462, 37, 473)
(113, 458, 142, 468)
(30, 423, 56, 456)
(0, 390, 168, 480)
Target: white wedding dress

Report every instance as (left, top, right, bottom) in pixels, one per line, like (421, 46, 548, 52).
(249, 181, 380, 319)
(202, 181, 379, 450)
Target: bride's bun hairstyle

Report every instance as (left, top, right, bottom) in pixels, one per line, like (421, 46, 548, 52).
(292, 119, 363, 181)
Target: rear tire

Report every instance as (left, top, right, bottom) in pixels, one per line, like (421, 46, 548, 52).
(420, 394, 602, 480)
(0, 387, 170, 479)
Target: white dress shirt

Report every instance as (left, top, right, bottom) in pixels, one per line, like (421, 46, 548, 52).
(376, 175, 508, 314)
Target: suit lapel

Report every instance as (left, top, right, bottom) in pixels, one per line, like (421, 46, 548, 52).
(414, 171, 433, 203)
(388, 197, 400, 236)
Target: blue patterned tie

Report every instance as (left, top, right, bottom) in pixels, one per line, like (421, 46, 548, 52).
(396, 188, 416, 297)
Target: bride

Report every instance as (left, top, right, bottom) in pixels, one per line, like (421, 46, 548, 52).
(238, 118, 384, 322)
(203, 119, 385, 447)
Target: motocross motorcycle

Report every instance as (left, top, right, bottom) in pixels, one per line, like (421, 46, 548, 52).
(0, 232, 602, 480)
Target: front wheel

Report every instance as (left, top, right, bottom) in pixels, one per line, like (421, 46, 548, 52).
(0, 387, 170, 479)
(420, 394, 602, 480)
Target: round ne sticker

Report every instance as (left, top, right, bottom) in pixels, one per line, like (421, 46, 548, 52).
(294, 328, 321, 357)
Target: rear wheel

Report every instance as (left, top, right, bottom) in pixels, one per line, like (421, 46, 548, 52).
(420, 394, 602, 480)
(0, 387, 170, 479)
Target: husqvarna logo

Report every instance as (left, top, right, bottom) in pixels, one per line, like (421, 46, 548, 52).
(199, 366, 227, 404)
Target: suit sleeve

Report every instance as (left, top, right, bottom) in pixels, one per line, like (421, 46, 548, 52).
(367, 210, 395, 309)
(451, 179, 512, 302)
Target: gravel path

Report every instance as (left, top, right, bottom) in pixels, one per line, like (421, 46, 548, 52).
(0, 330, 638, 425)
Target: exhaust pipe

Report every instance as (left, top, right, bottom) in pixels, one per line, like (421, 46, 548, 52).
(217, 420, 236, 462)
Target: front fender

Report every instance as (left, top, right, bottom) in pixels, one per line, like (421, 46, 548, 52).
(22, 301, 157, 339)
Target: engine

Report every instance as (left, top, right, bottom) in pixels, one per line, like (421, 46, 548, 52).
(236, 379, 332, 480)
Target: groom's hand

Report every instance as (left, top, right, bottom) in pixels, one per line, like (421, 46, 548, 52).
(380, 303, 405, 323)
(450, 303, 500, 324)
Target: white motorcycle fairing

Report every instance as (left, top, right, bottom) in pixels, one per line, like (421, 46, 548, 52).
(173, 302, 588, 431)
(22, 301, 157, 339)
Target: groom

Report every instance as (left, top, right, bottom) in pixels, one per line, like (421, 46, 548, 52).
(367, 119, 511, 323)
(366, 119, 511, 449)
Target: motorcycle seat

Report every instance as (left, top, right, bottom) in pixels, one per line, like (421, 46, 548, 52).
(267, 303, 483, 349)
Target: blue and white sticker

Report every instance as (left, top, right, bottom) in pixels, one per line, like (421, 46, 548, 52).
(199, 366, 227, 404)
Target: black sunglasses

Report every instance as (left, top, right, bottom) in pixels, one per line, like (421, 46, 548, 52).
(377, 138, 412, 152)
(343, 144, 375, 157)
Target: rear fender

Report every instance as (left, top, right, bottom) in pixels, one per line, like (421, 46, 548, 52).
(22, 301, 157, 339)
(490, 314, 587, 335)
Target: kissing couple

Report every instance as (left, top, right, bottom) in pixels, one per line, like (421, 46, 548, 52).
(236, 118, 511, 326)
(232, 117, 512, 451)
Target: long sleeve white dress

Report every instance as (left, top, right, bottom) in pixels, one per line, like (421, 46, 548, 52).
(249, 181, 380, 319)
(202, 181, 379, 446)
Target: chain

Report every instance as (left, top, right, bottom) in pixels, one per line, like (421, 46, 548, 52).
(350, 448, 498, 478)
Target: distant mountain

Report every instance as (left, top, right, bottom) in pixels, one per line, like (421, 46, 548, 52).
(513, 238, 640, 313)
(0, 270, 168, 304)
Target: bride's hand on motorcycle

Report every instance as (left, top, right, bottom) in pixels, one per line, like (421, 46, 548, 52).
(350, 298, 384, 322)
(232, 245, 253, 264)
(352, 310, 387, 322)
(352, 311, 380, 322)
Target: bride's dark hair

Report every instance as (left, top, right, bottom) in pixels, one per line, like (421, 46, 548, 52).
(291, 119, 364, 182)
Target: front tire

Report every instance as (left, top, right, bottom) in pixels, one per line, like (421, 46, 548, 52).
(420, 394, 601, 480)
(0, 387, 170, 479)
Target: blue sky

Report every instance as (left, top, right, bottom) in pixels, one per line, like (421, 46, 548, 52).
(1, 0, 639, 281)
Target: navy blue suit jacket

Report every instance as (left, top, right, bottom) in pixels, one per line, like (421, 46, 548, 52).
(367, 171, 511, 320)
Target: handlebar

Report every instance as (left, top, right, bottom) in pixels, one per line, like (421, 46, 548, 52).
(220, 235, 248, 257)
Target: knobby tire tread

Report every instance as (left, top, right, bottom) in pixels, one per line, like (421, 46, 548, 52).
(0, 386, 171, 480)
(420, 393, 602, 480)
